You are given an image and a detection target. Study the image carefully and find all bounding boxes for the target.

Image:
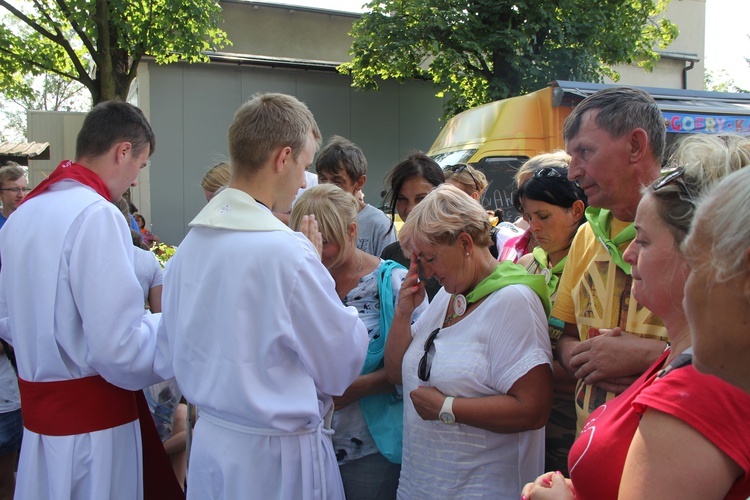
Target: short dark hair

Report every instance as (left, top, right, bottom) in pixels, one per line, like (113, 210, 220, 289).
(563, 87, 666, 164)
(76, 101, 155, 160)
(315, 136, 367, 181)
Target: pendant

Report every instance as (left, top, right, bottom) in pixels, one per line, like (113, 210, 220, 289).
(453, 294, 467, 316)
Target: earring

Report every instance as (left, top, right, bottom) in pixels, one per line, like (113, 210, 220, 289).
(465, 253, 469, 257)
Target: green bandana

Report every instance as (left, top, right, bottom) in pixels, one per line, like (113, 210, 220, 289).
(465, 260, 551, 318)
(532, 246, 567, 298)
(584, 207, 635, 275)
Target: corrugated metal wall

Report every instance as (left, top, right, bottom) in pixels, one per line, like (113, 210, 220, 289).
(147, 62, 444, 245)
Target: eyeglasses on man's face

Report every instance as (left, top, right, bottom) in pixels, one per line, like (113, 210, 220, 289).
(444, 164, 479, 191)
(0, 187, 31, 194)
(417, 327, 441, 381)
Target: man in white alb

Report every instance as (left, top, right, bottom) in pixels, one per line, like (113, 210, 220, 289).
(0, 101, 180, 499)
(160, 93, 369, 499)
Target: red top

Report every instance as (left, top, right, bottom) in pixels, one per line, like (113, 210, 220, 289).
(569, 351, 750, 500)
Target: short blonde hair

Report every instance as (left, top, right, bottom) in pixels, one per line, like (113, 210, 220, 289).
(399, 184, 491, 253)
(444, 164, 488, 197)
(228, 93, 322, 176)
(515, 150, 570, 187)
(290, 184, 359, 268)
(201, 162, 231, 193)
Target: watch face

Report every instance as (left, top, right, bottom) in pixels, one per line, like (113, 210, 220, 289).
(440, 412, 455, 424)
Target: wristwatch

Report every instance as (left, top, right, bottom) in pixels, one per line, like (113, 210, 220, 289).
(439, 396, 456, 424)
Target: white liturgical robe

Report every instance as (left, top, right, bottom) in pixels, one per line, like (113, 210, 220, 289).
(160, 189, 368, 499)
(0, 180, 173, 499)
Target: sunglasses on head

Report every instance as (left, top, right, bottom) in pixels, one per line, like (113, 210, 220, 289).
(417, 327, 441, 381)
(444, 164, 479, 191)
(533, 167, 565, 179)
(654, 167, 689, 195)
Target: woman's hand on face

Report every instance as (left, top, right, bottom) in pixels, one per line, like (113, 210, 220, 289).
(409, 386, 445, 421)
(396, 252, 425, 316)
(521, 471, 576, 500)
(298, 214, 323, 259)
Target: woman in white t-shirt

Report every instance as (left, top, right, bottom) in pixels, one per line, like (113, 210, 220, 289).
(385, 184, 553, 499)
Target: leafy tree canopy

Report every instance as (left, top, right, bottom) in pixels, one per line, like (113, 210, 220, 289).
(341, 0, 678, 118)
(0, 0, 230, 105)
(1, 72, 88, 141)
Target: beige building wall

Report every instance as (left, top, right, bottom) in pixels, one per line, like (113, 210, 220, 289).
(220, 1, 706, 91)
(218, 1, 357, 63)
(607, 0, 706, 90)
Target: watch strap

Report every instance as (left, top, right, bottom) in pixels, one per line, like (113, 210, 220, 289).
(439, 396, 455, 424)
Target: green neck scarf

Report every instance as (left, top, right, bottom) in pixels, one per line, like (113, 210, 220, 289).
(464, 260, 551, 318)
(585, 207, 635, 275)
(532, 246, 567, 298)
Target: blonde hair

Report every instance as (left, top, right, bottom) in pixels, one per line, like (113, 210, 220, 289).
(201, 162, 231, 193)
(444, 164, 488, 197)
(687, 155, 750, 283)
(650, 134, 750, 246)
(399, 184, 491, 253)
(515, 150, 570, 187)
(228, 93, 322, 176)
(290, 184, 359, 268)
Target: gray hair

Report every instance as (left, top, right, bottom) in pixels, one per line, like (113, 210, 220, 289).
(689, 166, 750, 282)
(563, 87, 666, 164)
(399, 184, 491, 253)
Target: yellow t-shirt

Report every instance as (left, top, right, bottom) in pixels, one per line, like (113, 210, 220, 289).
(551, 219, 667, 433)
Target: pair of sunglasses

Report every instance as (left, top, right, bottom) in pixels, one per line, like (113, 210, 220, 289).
(654, 166, 689, 195)
(417, 327, 441, 381)
(444, 164, 479, 191)
(533, 167, 565, 179)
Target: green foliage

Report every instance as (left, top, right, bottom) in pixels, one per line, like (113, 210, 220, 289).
(151, 242, 176, 269)
(341, 0, 678, 119)
(705, 69, 749, 94)
(0, 0, 229, 105)
(0, 72, 89, 141)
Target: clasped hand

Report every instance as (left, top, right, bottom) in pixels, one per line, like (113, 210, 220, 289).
(409, 386, 445, 421)
(568, 327, 642, 393)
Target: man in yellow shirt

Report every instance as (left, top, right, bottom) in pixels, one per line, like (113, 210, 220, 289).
(552, 87, 669, 433)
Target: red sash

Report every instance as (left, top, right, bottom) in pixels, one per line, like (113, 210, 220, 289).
(19, 376, 184, 499)
(22, 160, 111, 203)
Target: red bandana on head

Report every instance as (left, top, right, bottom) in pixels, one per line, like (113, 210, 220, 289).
(22, 160, 111, 203)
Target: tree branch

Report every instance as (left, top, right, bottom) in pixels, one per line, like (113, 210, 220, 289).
(1, 0, 92, 87)
(0, 45, 83, 84)
(53, 0, 99, 64)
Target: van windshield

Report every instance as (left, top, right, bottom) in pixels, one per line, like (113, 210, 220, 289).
(432, 150, 477, 167)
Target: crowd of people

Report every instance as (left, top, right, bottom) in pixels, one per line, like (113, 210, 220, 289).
(0, 85, 748, 500)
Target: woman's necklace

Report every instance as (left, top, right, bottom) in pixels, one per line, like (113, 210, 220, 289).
(339, 253, 363, 299)
(444, 257, 494, 326)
